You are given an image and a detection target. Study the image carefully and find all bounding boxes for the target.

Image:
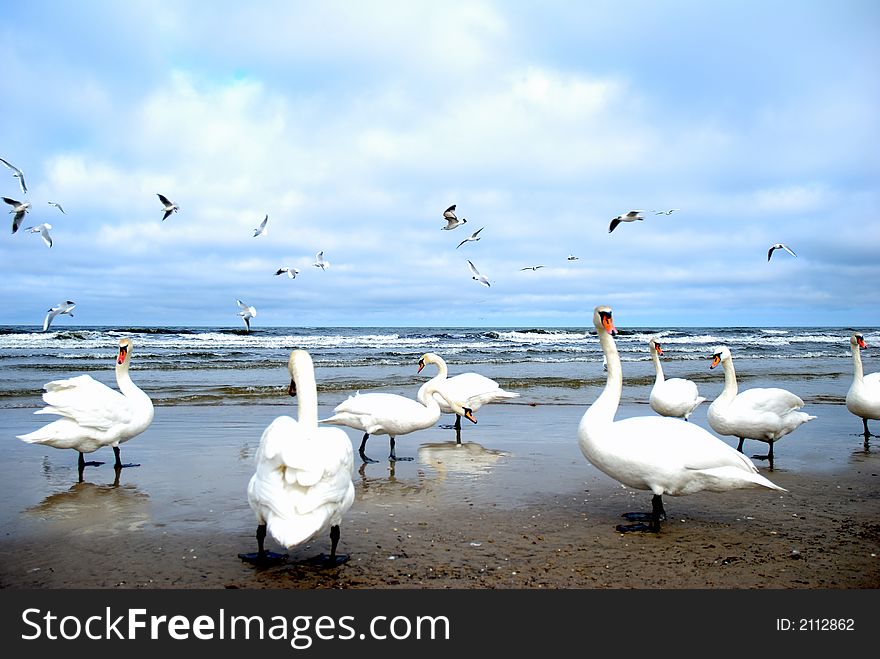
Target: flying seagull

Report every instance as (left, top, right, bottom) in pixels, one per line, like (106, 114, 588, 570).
(237, 300, 257, 332)
(3, 197, 31, 234)
(25, 223, 53, 248)
(653, 209, 680, 215)
(314, 251, 330, 271)
(520, 265, 545, 271)
(275, 267, 299, 279)
(252, 214, 268, 237)
(43, 300, 76, 332)
(567, 254, 579, 261)
(157, 194, 179, 221)
(456, 227, 484, 249)
(608, 210, 644, 233)
(48, 201, 66, 214)
(443, 204, 457, 221)
(467, 260, 491, 287)
(767, 243, 797, 262)
(0, 157, 27, 194)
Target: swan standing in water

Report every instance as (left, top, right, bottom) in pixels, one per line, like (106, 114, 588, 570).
(648, 338, 706, 421)
(846, 332, 880, 440)
(241, 350, 355, 566)
(707, 346, 815, 470)
(17, 339, 154, 476)
(578, 306, 784, 533)
(416, 353, 518, 437)
(321, 358, 476, 463)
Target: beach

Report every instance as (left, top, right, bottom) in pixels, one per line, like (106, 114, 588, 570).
(2, 391, 878, 590)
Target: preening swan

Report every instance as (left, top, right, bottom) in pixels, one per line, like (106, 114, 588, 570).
(648, 338, 706, 421)
(578, 306, 784, 533)
(321, 356, 476, 463)
(707, 346, 815, 470)
(240, 350, 355, 565)
(416, 353, 518, 437)
(17, 339, 154, 476)
(846, 332, 880, 440)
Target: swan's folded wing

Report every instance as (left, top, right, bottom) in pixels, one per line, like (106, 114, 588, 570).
(734, 388, 805, 415)
(36, 375, 131, 432)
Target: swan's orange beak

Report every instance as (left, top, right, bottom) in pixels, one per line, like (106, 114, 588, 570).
(858, 337, 867, 349)
(601, 314, 617, 336)
(288, 379, 297, 397)
(710, 354, 721, 369)
(463, 408, 477, 424)
(417, 359, 425, 373)
(117, 345, 128, 365)
(655, 344, 664, 355)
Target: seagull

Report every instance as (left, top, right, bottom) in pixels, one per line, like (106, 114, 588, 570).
(253, 214, 268, 237)
(25, 223, 53, 248)
(157, 194, 179, 221)
(443, 204, 457, 221)
(653, 209, 680, 215)
(3, 197, 31, 234)
(43, 300, 76, 332)
(609, 210, 644, 233)
(48, 201, 66, 214)
(314, 251, 330, 271)
(567, 255, 579, 261)
(275, 267, 299, 279)
(443, 216, 467, 230)
(767, 243, 797, 261)
(0, 157, 27, 194)
(467, 260, 490, 287)
(520, 265, 545, 271)
(456, 227, 484, 249)
(237, 300, 257, 332)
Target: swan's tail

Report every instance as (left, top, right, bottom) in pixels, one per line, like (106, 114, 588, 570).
(699, 466, 787, 493)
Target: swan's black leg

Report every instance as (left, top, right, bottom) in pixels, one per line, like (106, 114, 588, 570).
(454, 425, 462, 445)
(617, 495, 665, 533)
(78, 451, 104, 469)
(389, 437, 413, 462)
(359, 433, 377, 463)
(454, 414, 462, 431)
(238, 523, 287, 564)
(326, 524, 349, 565)
(111, 464, 122, 487)
(751, 442, 774, 469)
(736, 437, 744, 452)
(113, 446, 140, 469)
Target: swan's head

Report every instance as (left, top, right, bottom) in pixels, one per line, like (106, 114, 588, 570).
(117, 338, 132, 365)
(592, 305, 617, 336)
(649, 337, 663, 355)
(851, 332, 866, 350)
(417, 352, 445, 373)
(710, 346, 731, 369)
(286, 350, 314, 396)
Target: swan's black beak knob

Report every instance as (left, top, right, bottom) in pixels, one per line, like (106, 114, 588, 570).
(288, 379, 297, 397)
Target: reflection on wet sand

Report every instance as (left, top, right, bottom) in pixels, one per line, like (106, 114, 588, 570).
(355, 461, 433, 502)
(25, 466, 151, 535)
(418, 440, 508, 477)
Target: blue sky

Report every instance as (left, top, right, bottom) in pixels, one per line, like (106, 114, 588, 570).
(1, 0, 878, 328)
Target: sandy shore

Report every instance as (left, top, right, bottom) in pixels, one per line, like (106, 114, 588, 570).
(1, 396, 879, 590)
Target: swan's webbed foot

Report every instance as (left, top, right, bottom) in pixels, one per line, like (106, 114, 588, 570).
(359, 451, 378, 464)
(80, 460, 104, 467)
(238, 550, 288, 565)
(117, 463, 141, 468)
(616, 495, 665, 533)
(305, 553, 349, 567)
(388, 438, 413, 462)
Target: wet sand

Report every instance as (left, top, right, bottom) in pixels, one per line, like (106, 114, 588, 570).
(1, 399, 878, 589)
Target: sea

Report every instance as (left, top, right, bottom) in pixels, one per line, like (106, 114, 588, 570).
(1, 325, 876, 411)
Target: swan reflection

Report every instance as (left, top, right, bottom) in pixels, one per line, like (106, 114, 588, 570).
(417, 440, 508, 477)
(25, 466, 151, 534)
(356, 461, 432, 502)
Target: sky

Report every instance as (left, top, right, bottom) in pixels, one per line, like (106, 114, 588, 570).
(1, 0, 878, 329)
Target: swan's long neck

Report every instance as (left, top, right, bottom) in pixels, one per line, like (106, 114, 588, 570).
(115, 361, 145, 399)
(717, 357, 739, 402)
(585, 328, 622, 425)
(852, 344, 864, 383)
(651, 348, 664, 384)
(419, 379, 444, 414)
(294, 363, 319, 430)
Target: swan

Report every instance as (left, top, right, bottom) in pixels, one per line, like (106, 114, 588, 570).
(416, 353, 518, 435)
(846, 332, 880, 439)
(17, 339, 154, 475)
(707, 346, 815, 470)
(240, 350, 355, 565)
(321, 356, 476, 463)
(648, 337, 706, 421)
(578, 306, 785, 533)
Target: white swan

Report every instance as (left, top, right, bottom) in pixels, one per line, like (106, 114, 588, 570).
(321, 357, 476, 463)
(241, 350, 355, 565)
(17, 339, 154, 475)
(846, 332, 880, 439)
(578, 306, 784, 533)
(707, 346, 815, 470)
(416, 352, 518, 434)
(648, 337, 706, 420)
